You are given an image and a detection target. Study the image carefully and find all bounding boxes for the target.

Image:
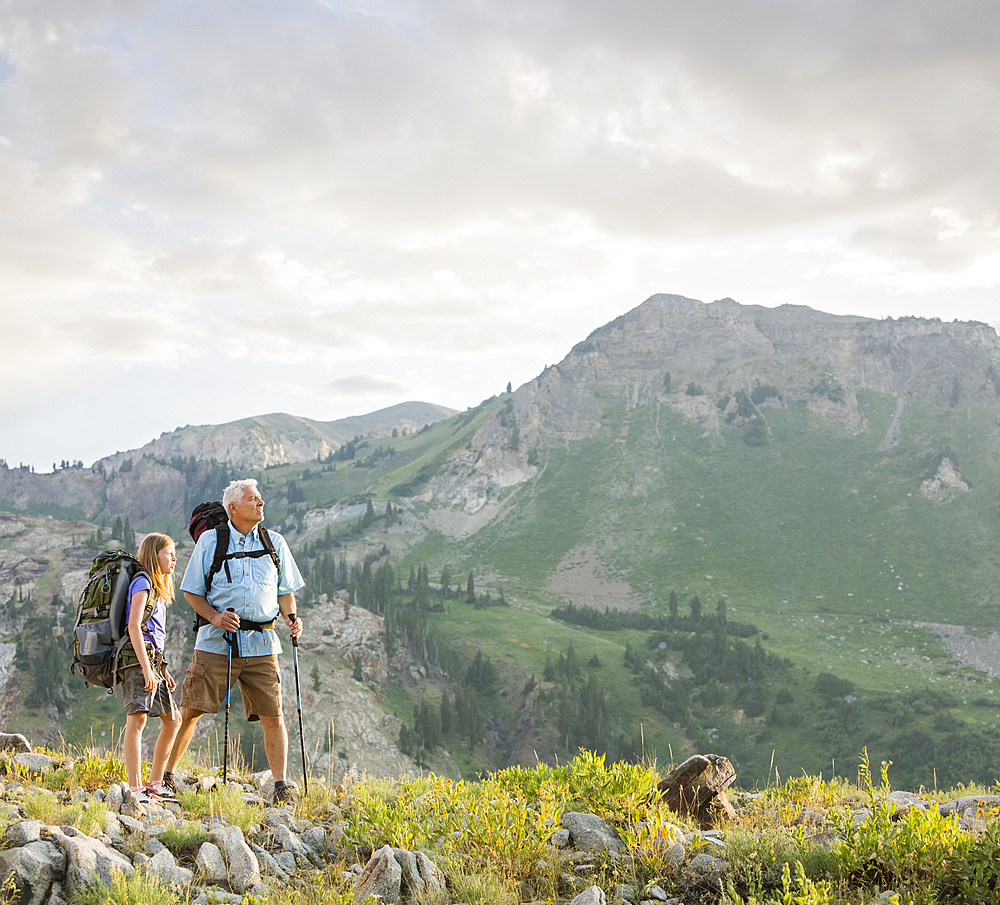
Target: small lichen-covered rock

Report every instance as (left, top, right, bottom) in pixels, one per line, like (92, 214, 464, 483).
(688, 852, 729, 883)
(216, 824, 261, 893)
(0, 843, 55, 905)
(195, 842, 228, 885)
(354, 845, 403, 905)
(6, 821, 45, 848)
(104, 784, 124, 814)
(0, 733, 31, 754)
(561, 813, 624, 856)
(13, 753, 68, 775)
(49, 825, 134, 899)
(569, 886, 607, 905)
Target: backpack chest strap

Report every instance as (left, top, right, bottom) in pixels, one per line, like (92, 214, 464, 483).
(221, 548, 278, 583)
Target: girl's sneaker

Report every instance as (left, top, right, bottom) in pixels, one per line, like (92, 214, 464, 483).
(128, 787, 152, 805)
(144, 781, 176, 800)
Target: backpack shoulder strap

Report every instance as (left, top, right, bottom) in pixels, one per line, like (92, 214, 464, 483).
(204, 523, 231, 592)
(139, 575, 156, 627)
(115, 567, 153, 652)
(110, 560, 146, 643)
(257, 526, 282, 575)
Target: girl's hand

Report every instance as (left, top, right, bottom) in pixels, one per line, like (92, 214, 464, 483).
(142, 667, 156, 693)
(165, 669, 176, 693)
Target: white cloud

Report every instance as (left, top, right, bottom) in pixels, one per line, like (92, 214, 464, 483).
(2, 0, 1000, 467)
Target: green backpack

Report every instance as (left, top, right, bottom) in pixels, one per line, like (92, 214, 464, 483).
(70, 549, 154, 691)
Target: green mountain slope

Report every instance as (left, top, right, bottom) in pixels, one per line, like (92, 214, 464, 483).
(5, 295, 1000, 788)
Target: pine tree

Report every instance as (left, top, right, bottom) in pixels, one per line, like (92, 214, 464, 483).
(440, 693, 453, 736)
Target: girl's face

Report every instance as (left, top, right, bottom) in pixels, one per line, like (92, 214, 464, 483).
(157, 543, 177, 575)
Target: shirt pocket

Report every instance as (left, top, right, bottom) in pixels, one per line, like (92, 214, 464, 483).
(251, 555, 278, 588)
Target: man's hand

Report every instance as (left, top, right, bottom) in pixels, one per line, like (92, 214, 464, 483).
(286, 612, 302, 639)
(215, 609, 240, 632)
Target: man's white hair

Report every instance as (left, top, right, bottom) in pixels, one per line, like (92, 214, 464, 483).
(222, 479, 259, 512)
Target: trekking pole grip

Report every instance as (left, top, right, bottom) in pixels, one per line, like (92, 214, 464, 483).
(288, 612, 298, 648)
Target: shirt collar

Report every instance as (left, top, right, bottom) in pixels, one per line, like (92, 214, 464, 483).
(229, 519, 260, 543)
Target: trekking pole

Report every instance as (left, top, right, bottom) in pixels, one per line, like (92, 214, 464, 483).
(289, 612, 308, 796)
(222, 607, 235, 786)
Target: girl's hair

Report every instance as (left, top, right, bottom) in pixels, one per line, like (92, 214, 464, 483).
(137, 533, 175, 604)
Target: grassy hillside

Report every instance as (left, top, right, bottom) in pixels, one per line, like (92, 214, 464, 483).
(333, 387, 1000, 782)
(446, 394, 999, 628)
(6, 374, 1000, 792)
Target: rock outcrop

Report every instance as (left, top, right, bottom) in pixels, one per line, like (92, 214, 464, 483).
(423, 295, 1000, 507)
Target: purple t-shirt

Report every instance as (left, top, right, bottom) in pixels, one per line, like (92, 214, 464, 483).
(126, 575, 167, 652)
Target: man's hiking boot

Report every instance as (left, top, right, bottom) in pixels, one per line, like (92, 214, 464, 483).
(161, 772, 177, 795)
(272, 782, 297, 805)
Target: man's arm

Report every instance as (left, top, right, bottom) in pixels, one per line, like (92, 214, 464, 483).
(278, 592, 302, 639)
(184, 592, 240, 633)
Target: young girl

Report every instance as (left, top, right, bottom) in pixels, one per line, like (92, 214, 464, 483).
(122, 532, 181, 803)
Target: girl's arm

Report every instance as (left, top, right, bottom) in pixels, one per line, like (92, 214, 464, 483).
(127, 588, 156, 692)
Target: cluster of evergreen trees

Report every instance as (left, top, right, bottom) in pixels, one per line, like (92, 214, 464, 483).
(15, 595, 74, 715)
(398, 686, 487, 762)
(550, 596, 758, 637)
(85, 515, 137, 552)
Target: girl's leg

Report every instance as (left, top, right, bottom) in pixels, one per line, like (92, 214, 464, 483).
(123, 711, 148, 789)
(150, 708, 181, 783)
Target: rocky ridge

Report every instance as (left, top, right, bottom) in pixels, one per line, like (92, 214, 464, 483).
(0, 402, 456, 526)
(98, 402, 458, 472)
(420, 295, 1000, 509)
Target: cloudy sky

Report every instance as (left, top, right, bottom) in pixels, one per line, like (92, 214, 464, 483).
(2, 0, 998, 470)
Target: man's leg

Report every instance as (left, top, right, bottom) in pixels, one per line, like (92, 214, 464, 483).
(165, 707, 204, 774)
(258, 714, 288, 783)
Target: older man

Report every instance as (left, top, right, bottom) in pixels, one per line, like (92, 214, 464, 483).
(164, 478, 304, 803)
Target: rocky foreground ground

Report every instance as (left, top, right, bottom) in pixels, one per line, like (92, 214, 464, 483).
(3, 735, 1000, 905)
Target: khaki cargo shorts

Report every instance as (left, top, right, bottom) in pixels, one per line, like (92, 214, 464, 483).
(180, 649, 282, 722)
(120, 664, 179, 718)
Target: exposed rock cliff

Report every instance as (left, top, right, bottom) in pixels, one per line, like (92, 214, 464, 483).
(0, 402, 457, 526)
(99, 402, 457, 472)
(425, 295, 1000, 506)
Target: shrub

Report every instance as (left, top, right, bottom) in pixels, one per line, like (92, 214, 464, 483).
(70, 871, 183, 905)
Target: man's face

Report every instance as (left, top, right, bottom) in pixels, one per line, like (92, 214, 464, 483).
(231, 486, 265, 525)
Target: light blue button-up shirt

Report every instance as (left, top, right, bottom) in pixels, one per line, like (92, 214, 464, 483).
(180, 521, 304, 657)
